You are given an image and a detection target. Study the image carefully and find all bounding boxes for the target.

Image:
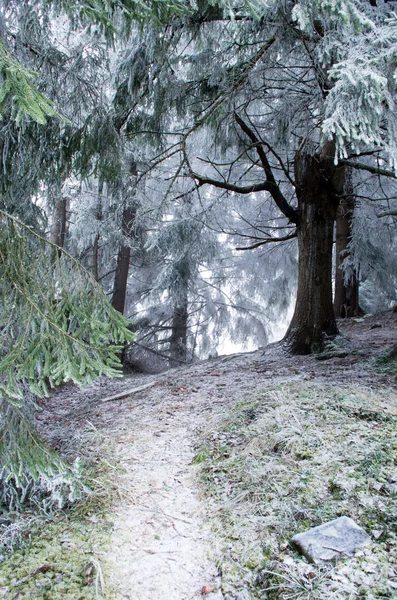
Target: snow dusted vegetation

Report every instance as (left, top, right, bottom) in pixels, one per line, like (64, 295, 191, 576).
(0, 312, 396, 598)
(2, 1, 397, 599)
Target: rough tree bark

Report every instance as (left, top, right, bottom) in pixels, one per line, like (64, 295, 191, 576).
(283, 142, 345, 354)
(50, 196, 67, 250)
(111, 205, 137, 314)
(111, 161, 137, 315)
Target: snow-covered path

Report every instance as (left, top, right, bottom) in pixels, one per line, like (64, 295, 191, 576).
(105, 386, 224, 599)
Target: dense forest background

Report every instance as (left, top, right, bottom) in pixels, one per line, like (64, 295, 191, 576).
(0, 0, 397, 516)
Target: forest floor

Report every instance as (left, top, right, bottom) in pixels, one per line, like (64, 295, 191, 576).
(1, 311, 397, 599)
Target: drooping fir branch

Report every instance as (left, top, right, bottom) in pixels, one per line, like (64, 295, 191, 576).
(0, 397, 87, 511)
(46, 0, 191, 35)
(0, 38, 67, 125)
(0, 209, 134, 398)
(0, 210, 135, 509)
(184, 35, 277, 137)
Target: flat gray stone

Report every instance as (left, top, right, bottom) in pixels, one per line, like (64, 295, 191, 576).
(291, 516, 371, 563)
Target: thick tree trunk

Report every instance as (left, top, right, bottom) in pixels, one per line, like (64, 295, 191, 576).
(334, 172, 360, 317)
(111, 205, 136, 314)
(284, 143, 345, 354)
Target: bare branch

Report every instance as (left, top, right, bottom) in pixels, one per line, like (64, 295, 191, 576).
(235, 232, 297, 250)
(234, 113, 298, 223)
(377, 209, 397, 218)
(194, 175, 272, 195)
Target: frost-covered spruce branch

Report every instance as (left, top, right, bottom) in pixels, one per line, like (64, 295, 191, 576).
(0, 210, 134, 510)
(0, 37, 66, 125)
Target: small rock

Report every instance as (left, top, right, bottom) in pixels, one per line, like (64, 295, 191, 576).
(290, 516, 371, 564)
(201, 585, 213, 595)
(370, 323, 382, 329)
(305, 569, 316, 580)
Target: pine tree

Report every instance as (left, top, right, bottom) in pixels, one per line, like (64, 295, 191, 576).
(112, 0, 397, 353)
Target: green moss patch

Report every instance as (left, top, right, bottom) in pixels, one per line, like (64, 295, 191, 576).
(0, 516, 112, 599)
(375, 343, 397, 375)
(0, 429, 121, 599)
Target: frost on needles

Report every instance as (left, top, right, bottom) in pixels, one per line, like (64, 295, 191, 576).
(0, 212, 134, 510)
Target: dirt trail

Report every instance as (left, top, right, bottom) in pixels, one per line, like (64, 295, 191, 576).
(41, 312, 397, 599)
(105, 384, 225, 599)
(102, 353, 271, 599)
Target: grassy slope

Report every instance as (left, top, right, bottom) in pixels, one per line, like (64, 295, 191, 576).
(194, 382, 397, 599)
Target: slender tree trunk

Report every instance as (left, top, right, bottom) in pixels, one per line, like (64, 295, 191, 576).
(169, 259, 190, 367)
(334, 171, 360, 317)
(50, 197, 67, 250)
(111, 205, 136, 314)
(169, 301, 189, 367)
(93, 232, 100, 282)
(92, 196, 102, 282)
(284, 142, 345, 354)
(111, 161, 138, 315)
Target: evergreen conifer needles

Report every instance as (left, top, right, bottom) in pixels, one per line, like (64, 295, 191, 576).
(0, 39, 67, 125)
(0, 210, 134, 510)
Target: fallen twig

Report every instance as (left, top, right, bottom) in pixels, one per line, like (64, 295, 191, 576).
(100, 381, 156, 403)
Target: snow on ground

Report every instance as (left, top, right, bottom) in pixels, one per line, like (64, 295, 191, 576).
(36, 311, 397, 599)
